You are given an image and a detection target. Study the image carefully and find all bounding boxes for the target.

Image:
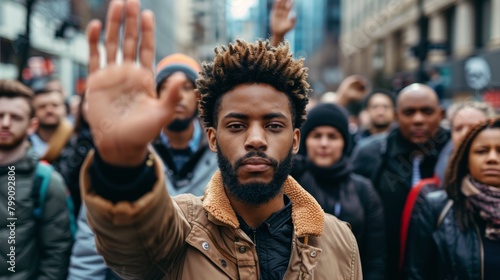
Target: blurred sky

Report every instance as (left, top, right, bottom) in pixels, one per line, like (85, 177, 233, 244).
(229, 0, 258, 20)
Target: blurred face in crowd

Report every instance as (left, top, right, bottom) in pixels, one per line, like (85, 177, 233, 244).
(33, 91, 66, 129)
(397, 84, 443, 144)
(451, 107, 488, 149)
(0, 97, 38, 150)
(159, 72, 197, 132)
(207, 84, 300, 205)
(468, 128, 500, 188)
(306, 126, 344, 167)
(45, 79, 67, 98)
(366, 93, 394, 129)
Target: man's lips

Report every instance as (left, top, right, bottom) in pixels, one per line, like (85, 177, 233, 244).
(410, 130, 427, 137)
(240, 157, 272, 172)
(0, 131, 12, 138)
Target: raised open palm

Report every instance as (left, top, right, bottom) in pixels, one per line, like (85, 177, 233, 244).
(86, 0, 181, 166)
(270, 0, 296, 41)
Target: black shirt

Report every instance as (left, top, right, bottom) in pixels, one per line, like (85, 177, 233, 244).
(237, 196, 293, 280)
(479, 219, 500, 280)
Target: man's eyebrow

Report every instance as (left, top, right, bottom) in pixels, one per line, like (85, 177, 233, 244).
(222, 112, 248, 120)
(263, 112, 287, 120)
(221, 112, 288, 121)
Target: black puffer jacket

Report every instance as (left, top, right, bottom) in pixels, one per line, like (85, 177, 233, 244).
(351, 127, 450, 280)
(292, 155, 386, 280)
(405, 188, 482, 280)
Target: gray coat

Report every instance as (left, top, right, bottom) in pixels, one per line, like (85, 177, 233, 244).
(0, 150, 73, 280)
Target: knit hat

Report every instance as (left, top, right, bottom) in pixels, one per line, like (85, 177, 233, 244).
(155, 53, 202, 88)
(300, 103, 351, 155)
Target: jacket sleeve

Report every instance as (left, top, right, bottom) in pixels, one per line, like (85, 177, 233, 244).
(350, 140, 381, 180)
(356, 176, 386, 280)
(37, 171, 73, 280)
(81, 150, 192, 279)
(68, 204, 108, 280)
(404, 191, 440, 280)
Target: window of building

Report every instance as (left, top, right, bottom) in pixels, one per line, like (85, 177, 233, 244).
(474, 0, 492, 49)
(445, 6, 455, 56)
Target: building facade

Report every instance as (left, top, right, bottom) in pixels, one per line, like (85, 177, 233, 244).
(341, 0, 500, 107)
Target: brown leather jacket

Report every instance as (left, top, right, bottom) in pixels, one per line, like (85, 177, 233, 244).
(81, 151, 362, 280)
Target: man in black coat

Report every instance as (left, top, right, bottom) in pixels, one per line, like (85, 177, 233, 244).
(351, 83, 450, 280)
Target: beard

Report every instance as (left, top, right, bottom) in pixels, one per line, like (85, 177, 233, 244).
(38, 120, 60, 130)
(217, 145, 294, 206)
(167, 110, 197, 132)
(0, 133, 27, 151)
(167, 118, 192, 132)
(372, 120, 391, 130)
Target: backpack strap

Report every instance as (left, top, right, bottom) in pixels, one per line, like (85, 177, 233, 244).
(398, 176, 441, 271)
(41, 118, 73, 163)
(436, 199, 454, 227)
(33, 162, 54, 220)
(33, 162, 77, 239)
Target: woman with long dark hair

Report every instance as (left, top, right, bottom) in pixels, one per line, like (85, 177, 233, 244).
(405, 117, 500, 279)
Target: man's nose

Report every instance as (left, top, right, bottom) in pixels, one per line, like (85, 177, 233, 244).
(1, 115, 11, 127)
(244, 125, 267, 151)
(412, 112, 425, 124)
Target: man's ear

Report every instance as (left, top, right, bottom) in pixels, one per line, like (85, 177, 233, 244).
(439, 107, 445, 120)
(207, 127, 218, 153)
(292, 128, 300, 155)
(27, 117, 39, 135)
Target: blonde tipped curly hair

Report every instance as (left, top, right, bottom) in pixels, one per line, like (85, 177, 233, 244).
(197, 40, 311, 129)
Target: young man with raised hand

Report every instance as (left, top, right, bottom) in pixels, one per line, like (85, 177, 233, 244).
(82, 0, 361, 279)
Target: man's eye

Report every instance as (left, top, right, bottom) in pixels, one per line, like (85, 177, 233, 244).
(228, 124, 244, 129)
(266, 123, 284, 130)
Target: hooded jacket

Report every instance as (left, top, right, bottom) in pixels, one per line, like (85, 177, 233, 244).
(81, 151, 362, 279)
(0, 149, 73, 280)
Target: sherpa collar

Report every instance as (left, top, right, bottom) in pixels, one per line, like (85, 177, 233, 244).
(202, 170, 325, 237)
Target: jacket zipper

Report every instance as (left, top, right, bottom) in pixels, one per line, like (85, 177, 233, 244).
(282, 233, 296, 279)
(473, 223, 484, 280)
(251, 228, 260, 279)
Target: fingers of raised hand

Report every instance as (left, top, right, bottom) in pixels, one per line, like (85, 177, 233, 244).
(273, 0, 293, 13)
(158, 74, 184, 116)
(123, 0, 140, 62)
(273, 0, 285, 11)
(104, 0, 124, 65)
(139, 10, 155, 71)
(87, 20, 102, 74)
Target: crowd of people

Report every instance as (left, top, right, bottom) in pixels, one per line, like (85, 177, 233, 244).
(1, 0, 499, 279)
